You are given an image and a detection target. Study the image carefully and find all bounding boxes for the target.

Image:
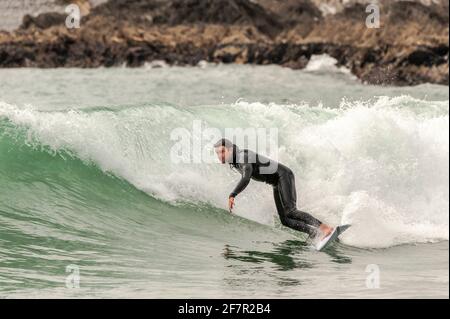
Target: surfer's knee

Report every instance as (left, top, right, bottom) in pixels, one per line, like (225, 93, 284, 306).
(279, 215, 292, 227)
(285, 208, 299, 218)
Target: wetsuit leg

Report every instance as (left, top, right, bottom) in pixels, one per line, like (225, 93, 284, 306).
(274, 171, 322, 237)
(273, 186, 285, 216)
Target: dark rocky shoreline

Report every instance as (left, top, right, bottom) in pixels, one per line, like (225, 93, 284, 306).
(0, 0, 448, 86)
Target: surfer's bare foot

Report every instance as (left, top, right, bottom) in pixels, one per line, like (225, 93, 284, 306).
(319, 224, 334, 240)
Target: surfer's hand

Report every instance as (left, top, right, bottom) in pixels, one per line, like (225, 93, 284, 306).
(228, 196, 235, 213)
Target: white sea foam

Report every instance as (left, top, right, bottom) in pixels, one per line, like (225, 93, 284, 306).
(305, 54, 353, 76)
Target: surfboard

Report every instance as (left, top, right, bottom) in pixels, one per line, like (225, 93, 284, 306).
(315, 224, 351, 251)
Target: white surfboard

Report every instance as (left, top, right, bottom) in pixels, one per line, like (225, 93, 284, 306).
(316, 224, 351, 251)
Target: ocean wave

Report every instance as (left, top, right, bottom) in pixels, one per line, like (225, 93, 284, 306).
(1, 96, 448, 248)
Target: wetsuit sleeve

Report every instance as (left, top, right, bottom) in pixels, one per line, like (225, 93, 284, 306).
(230, 164, 253, 198)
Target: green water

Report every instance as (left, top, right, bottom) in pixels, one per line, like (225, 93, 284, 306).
(0, 64, 448, 298)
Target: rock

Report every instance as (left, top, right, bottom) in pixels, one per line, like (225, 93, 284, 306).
(20, 12, 66, 30)
(0, 0, 448, 85)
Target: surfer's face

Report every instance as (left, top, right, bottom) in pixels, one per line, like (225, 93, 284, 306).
(215, 146, 233, 164)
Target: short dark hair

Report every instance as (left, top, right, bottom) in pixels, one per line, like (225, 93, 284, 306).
(214, 138, 235, 149)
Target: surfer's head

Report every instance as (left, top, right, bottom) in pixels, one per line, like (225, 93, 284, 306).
(214, 138, 237, 164)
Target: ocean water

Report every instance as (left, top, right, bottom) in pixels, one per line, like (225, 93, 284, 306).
(0, 63, 448, 298)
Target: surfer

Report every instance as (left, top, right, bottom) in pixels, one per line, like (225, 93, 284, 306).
(214, 138, 334, 240)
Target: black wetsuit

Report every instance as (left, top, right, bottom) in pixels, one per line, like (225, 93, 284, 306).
(229, 148, 322, 237)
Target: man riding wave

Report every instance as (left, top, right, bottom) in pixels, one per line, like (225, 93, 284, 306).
(214, 138, 333, 240)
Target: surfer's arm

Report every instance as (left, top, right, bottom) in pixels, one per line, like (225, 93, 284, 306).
(229, 163, 253, 198)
